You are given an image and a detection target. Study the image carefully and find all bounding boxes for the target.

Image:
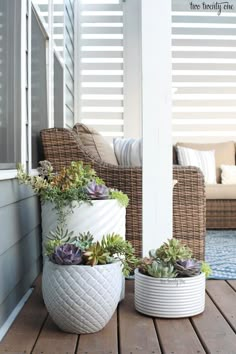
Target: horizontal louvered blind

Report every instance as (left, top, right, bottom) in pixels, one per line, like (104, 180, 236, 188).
(78, 0, 124, 143)
(172, 0, 236, 143)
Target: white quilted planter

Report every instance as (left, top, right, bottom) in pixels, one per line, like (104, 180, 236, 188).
(41, 200, 126, 254)
(135, 269, 205, 318)
(42, 260, 123, 334)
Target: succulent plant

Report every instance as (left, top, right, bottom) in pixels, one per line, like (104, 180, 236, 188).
(201, 261, 212, 278)
(174, 259, 201, 277)
(46, 226, 74, 244)
(109, 189, 129, 207)
(45, 239, 62, 256)
(50, 244, 83, 265)
(147, 261, 177, 278)
(155, 238, 192, 264)
(85, 181, 109, 200)
(71, 231, 94, 250)
(138, 257, 154, 275)
(84, 242, 110, 266)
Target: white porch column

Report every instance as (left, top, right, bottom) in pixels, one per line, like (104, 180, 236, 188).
(142, 0, 172, 256)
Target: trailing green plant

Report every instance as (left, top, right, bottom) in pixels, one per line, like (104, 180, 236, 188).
(17, 160, 129, 228)
(45, 232, 137, 276)
(138, 238, 212, 279)
(147, 261, 177, 278)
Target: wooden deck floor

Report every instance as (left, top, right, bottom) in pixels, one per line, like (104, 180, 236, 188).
(0, 278, 236, 354)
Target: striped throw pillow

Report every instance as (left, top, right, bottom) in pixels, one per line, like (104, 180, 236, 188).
(176, 146, 216, 184)
(113, 138, 142, 167)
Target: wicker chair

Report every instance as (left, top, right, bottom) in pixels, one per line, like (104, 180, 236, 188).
(40, 128, 206, 259)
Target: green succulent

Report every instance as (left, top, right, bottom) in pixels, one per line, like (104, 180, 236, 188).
(84, 242, 110, 266)
(147, 261, 177, 278)
(46, 226, 74, 243)
(109, 189, 129, 207)
(101, 233, 138, 276)
(201, 261, 212, 278)
(155, 238, 192, 264)
(71, 231, 94, 250)
(45, 239, 62, 256)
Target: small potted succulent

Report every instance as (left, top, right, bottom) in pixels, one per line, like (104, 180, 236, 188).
(135, 238, 211, 318)
(17, 161, 129, 252)
(42, 232, 137, 334)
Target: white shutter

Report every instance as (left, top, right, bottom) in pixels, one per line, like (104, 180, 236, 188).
(172, 0, 236, 143)
(78, 0, 124, 143)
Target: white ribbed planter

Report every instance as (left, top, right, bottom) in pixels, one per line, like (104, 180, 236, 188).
(135, 269, 205, 318)
(42, 260, 123, 334)
(41, 200, 126, 252)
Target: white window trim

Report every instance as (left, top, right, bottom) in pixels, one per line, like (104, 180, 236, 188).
(142, 0, 172, 256)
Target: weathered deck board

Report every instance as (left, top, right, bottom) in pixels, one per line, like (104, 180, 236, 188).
(206, 280, 236, 332)
(227, 280, 236, 292)
(191, 294, 236, 354)
(155, 318, 206, 354)
(1, 278, 236, 354)
(118, 281, 161, 354)
(0, 277, 47, 354)
(76, 312, 118, 354)
(32, 316, 78, 354)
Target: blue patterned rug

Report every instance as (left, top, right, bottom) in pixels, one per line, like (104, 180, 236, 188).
(205, 230, 236, 279)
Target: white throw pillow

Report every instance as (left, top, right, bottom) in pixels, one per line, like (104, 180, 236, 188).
(176, 146, 216, 184)
(113, 138, 142, 167)
(221, 165, 236, 184)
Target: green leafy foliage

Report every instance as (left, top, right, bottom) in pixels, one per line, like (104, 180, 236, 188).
(147, 261, 177, 278)
(101, 233, 138, 275)
(138, 238, 212, 279)
(72, 232, 94, 250)
(17, 161, 129, 232)
(201, 261, 212, 278)
(45, 231, 137, 276)
(84, 242, 110, 266)
(155, 238, 193, 264)
(45, 239, 62, 256)
(109, 189, 129, 208)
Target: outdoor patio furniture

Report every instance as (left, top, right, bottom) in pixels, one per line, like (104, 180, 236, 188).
(40, 127, 206, 259)
(174, 141, 236, 229)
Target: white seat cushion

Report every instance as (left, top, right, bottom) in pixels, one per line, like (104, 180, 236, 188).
(206, 184, 236, 199)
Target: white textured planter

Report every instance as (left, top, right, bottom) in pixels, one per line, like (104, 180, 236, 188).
(42, 260, 123, 334)
(41, 200, 126, 251)
(135, 269, 205, 318)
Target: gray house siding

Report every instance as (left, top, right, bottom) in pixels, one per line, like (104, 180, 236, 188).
(0, 180, 41, 328)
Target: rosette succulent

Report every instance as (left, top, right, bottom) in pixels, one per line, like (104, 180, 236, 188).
(174, 259, 201, 277)
(85, 181, 109, 200)
(50, 244, 83, 265)
(147, 261, 177, 278)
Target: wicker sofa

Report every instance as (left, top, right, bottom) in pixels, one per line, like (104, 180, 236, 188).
(40, 126, 206, 259)
(174, 141, 236, 229)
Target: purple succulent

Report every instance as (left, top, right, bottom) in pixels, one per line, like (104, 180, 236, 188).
(175, 259, 201, 277)
(50, 244, 83, 265)
(85, 181, 109, 200)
